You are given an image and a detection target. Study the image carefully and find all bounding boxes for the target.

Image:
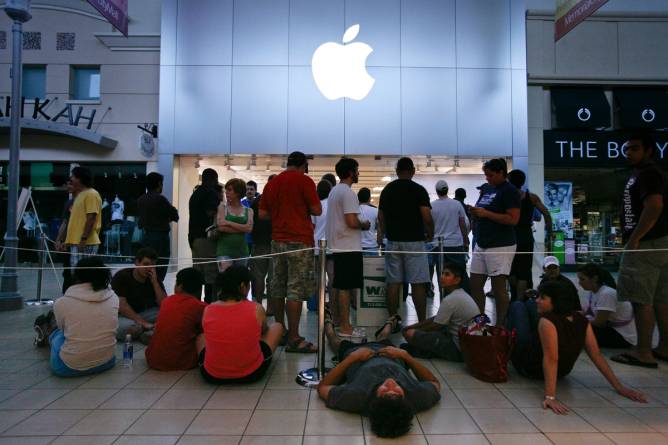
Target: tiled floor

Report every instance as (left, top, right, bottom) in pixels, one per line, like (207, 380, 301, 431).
(0, 269, 666, 444)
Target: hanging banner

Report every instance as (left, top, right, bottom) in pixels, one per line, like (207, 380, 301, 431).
(555, 0, 609, 41)
(545, 181, 574, 239)
(87, 0, 128, 37)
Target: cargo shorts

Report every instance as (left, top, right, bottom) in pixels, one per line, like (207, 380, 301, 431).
(617, 235, 668, 306)
(271, 241, 315, 301)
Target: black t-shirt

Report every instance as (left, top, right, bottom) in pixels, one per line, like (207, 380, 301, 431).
(251, 195, 272, 246)
(188, 185, 220, 242)
(111, 268, 165, 313)
(622, 162, 668, 242)
(474, 181, 521, 248)
(326, 342, 440, 415)
(514, 311, 588, 380)
(378, 179, 431, 242)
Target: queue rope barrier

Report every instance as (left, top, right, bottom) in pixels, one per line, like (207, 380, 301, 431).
(0, 244, 667, 271)
(3, 238, 668, 261)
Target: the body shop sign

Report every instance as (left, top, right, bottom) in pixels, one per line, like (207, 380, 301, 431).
(555, 0, 609, 41)
(544, 130, 668, 168)
(87, 0, 128, 36)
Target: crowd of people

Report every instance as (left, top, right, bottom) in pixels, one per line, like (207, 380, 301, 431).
(33, 132, 667, 437)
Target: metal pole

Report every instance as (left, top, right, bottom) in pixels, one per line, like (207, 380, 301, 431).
(317, 238, 327, 376)
(0, 19, 25, 310)
(296, 239, 330, 387)
(35, 235, 44, 302)
(437, 236, 444, 300)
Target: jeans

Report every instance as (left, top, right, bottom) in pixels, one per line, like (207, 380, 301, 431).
(142, 230, 171, 282)
(50, 329, 116, 377)
(117, 307, 160, 341)
(506, 300, 538, 347)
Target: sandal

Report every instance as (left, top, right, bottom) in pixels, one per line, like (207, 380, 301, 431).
(374, 315, 403, 339)
(285, 338, 317, 353)
(611, 353, 658, 369)
(280, 334, 304, 347)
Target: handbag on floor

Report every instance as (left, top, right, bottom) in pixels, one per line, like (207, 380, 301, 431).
(459, 314, 516, 383)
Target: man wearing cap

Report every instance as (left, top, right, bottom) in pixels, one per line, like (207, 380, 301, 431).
(429, 180, 470, 298)
(377, 157, 434, 327)
(538, 256, 579, 301)
(259, 151, 322, 353)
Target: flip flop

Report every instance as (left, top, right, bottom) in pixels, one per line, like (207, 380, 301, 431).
(652, 349, 668, 363)
(374, 320, 393, 339)
(279, 334, 304, 347)
(285, 339, 317, 353)
(610, 353, 658, 369)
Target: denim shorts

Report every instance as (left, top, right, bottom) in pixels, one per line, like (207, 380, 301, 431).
(384, 241, 430, 284)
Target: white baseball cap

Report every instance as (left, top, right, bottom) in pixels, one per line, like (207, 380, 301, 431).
(543, 256, 560, 268)
(435, 180, 449, 193)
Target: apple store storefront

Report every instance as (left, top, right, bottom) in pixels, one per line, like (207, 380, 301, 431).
(158, 0, 529, 261)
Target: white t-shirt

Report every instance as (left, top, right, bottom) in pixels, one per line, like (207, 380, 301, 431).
(431, 197, 466, 247)
(433, 288, 480, 349)
(111, 199, 124, 221)
(326, 183, 361, 252)
(359, 204, 378, 249)
(585, 285, 637, 346)
(312, 199, 328, 254)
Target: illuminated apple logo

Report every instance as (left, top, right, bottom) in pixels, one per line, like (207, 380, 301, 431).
(312, 24, 375, 101)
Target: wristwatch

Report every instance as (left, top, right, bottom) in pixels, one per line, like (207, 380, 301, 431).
(544, 395, 556, 401)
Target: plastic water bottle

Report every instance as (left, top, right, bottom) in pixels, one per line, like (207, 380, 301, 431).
(123, 334, 133, 368)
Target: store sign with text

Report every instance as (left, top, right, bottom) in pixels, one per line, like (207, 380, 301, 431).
(555, 0, 609, 41)
(544, 130, 668, 168)
(0, 97, 97, 130)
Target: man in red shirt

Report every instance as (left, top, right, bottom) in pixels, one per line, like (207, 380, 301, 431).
(259, 151, 322, 353)
(145, 268, 207, 370)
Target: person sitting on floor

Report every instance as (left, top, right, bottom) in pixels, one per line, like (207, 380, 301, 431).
(145, 268, 207, 371)
(577, 263, 636, 349)
(198, 266, 284, 384)
(535, 256, 579, 301)
(318, 317, 441, 438)
(50, 257, 118, 377)
(400, 262, 479, 360)
(506, 280, 646, 414)
(112, 247, 167, 341)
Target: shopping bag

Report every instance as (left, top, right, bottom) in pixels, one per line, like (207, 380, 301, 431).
(459, 315, 516, 383)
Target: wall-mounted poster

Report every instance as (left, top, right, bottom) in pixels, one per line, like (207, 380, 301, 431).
(545, 181, 574, 238)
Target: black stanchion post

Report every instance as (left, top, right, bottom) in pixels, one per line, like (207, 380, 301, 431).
(25, 234, 54, 306)
(296, 239, 330, 387)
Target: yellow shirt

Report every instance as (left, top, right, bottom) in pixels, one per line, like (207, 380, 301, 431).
(65, 188, 102, 245)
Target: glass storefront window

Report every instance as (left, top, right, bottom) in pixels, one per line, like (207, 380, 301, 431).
(545, 167, 643, 269)
(0, 162, 146, 263)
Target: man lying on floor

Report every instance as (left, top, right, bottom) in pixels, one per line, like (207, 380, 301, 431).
(317, 319, 441, 437)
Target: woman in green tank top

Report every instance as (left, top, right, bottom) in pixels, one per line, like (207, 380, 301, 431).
(216, 178, 254, 272)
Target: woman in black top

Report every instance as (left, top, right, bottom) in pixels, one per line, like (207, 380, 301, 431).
(507, 170, 553, 301)
(507, 280, 645, 414)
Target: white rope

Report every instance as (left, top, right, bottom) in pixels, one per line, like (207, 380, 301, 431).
(0, 247, 317, 271)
